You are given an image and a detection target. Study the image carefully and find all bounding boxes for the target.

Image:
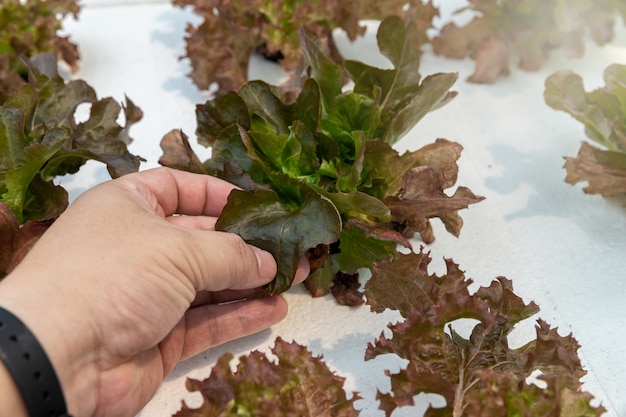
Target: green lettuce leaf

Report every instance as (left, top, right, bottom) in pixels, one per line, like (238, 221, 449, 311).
(335, 227, 397, 275)
(0, 54, 143, 223)
(345, 16, 457, 145)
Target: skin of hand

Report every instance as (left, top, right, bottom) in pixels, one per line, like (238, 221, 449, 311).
(0, 167, 309, 417)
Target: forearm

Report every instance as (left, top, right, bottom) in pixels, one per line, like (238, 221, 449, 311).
(0, 361, 28, 417)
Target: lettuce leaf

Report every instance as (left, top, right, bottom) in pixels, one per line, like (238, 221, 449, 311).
(544, 63, 626, 195)
(215, 186, 342, 295)
(0, 201, 49, 279)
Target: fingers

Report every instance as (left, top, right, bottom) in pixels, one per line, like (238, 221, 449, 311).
(179, 296, 288, 361)
(118, 167, 239, 217)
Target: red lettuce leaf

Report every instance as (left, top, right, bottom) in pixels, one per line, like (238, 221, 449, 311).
(545, 64, 626, 196)
(563, 142, 626, 195)
(171, 249, 602, 417)
(215, 185, 342, 295)
(0, 201, 49, 279)
(174, 337, 360, 417)
(382, 140, 484, 243)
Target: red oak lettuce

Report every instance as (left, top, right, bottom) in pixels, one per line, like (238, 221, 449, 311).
(363, 249, 604, 416)
(174, 337, 360, 417)
(432, 0, 626, 83)
(545, 63, 626, 195)
(0, 0, 80, 102)
(172, 0, 438, 92)
(159, 16, 483, 300)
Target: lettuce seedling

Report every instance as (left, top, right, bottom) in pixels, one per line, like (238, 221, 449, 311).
(172, 0, 438, 92)
(0, 54, 143, 278)
(159, 16, 484, 301)
(0, 0, 80, 102)
(432, 0, 626, 83)
(174, 337, 360, 417)
(364, 248, 605, 417)
(545, 63, 626, 196)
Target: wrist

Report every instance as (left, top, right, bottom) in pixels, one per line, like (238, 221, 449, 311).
(0, 265, 98, 417)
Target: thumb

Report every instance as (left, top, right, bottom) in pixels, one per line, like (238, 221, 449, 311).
(175, 228, 278, 292)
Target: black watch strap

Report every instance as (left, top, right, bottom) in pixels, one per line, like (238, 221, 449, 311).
(0, 306, 71, 417)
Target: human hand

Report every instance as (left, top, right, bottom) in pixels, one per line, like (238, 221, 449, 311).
(0, 167, 309, 417)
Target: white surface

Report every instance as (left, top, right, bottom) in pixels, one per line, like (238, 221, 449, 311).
(58, 1, 626, 416)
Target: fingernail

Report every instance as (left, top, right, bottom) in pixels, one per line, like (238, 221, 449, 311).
(251, 246, 277, 279)
(252, 246, 265, 270)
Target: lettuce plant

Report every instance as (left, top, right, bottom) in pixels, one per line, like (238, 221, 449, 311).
(159, 16, 484, 302)
(545, 63, 626, 196)
(172, 0, 438, 92)
(174, 337, 360, 417)
(364, 249, 604, 417)
(0, 54, 143, 278)
(432, 0, 626, 83)
(0, 0, 80, 102)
